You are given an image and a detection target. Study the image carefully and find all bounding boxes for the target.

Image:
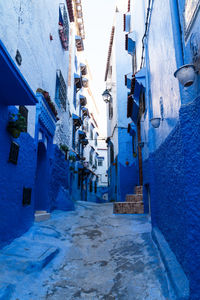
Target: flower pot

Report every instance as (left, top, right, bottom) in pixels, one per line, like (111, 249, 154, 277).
(7, 126, 20, 138)
(150, 117, 161, 128)
(174, 64, 195, 87)
(125, 161, 129, 166)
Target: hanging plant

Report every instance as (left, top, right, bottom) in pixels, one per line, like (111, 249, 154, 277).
(7, 113, 26, 138)
(36, 88, 58, 119)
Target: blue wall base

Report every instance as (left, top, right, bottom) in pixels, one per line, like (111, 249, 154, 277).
(152, 227, 189, 300)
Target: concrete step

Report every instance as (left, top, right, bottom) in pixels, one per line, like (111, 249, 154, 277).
(0, 240, 59, 274)
(35, 211, 51, 222)
(134, 185, 143, 195)
(126, 194, 143, 203)
(113, 202, 144, 214)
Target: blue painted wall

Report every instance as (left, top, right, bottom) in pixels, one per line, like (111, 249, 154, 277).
(140, 0, 200, 297)
(0, 105, 37, 248)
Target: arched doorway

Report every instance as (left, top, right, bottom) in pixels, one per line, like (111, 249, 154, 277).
(35, 141, 49, 211)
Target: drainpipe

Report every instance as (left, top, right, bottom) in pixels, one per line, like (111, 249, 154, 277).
(169, 0, 184, 68)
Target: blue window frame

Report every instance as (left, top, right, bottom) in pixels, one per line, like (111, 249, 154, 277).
(55, 70, 67, 110)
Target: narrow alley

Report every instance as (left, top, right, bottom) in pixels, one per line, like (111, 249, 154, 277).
(0, 202, 172, 300)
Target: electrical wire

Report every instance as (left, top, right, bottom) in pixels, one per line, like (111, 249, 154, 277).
(140, 0, 152, 69)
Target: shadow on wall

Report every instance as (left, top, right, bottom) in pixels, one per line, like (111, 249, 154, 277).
(49, 145, 74, 211)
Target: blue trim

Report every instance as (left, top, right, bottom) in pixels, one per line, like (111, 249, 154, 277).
(0, 40, 38, 106)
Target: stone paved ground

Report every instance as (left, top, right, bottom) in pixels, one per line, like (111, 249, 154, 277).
(1, 202, 174, 299)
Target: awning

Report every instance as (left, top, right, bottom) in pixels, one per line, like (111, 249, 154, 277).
(125, 73, 132, 89)
(128, 123, 136, 136)
(0, 40, 38, 106)
(75, 35, 84, 51)
(78, 130, 86, 139)
(125, 31, 136, 55)
(127, 94, 139, 125)
(72, 113, 82, 128)
(79, 94, 87, 106)
(135, 68, 146, 88)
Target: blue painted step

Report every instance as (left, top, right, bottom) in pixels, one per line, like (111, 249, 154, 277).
(0, 240, 59, 274)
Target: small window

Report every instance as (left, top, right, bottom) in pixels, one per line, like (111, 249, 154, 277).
(90, 128, 93, 140)
(110, 142, 114, 164)
(8, 141, 20, 164)
(72, 126, 76, 150)
(22, 187, 32, 206)
(89, 180, 93, 192)
(19, 106, 28, 132)
(89, 149, 93, 165)
(73, 84, 77, 108)
(98, 159, 103, 167)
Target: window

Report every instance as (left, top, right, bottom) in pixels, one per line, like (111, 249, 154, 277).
(90, 128, 93, 140)
(72, 126, 76, 149)
(89, 148, 94, 165)
(94, 181, 97, 193)
(98, 159, 103, 167)
(109, 99, 113, 119)
(110, 142, 114, 164)
(19, 106, 28, 132)
(89, 180, 93, 192)
(95, 133, 98, 146)
(22, 187, 32, 206)
(55, 70, 67, 110)
(8, 141, 19, 164)
(59, 4, 69, 50)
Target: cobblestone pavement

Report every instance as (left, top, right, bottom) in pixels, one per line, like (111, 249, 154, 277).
(3, 202, 174, 299)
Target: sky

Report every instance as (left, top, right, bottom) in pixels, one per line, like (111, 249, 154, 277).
(81, 0, 117, 136)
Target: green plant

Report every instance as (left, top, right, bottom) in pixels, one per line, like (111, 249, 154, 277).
(60, 144, 69, 153)
(7, 113, 26, 138)
(110, 198, 115, 202)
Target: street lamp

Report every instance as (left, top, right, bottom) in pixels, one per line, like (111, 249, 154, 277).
(102, 89, 111, 103)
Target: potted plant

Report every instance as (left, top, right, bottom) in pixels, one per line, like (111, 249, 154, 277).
(7, 113, 26, 138)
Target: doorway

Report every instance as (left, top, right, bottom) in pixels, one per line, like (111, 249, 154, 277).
(35, 141, 49, 211)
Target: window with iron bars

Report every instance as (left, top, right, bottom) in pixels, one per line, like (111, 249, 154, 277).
(55, 70, 67, 110)
(59, 4, 69, 51)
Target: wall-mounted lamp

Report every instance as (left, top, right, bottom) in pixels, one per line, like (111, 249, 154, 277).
(174, 64, 196, 87)
(150, 117, 161, 128)
(102, 89, 111, 103)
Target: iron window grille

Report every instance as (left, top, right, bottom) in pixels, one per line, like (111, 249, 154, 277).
(22, 187, 32, 206)
(55, 70, 67, 110)
(8, 141, 20, 164)
(19, 105, 28, 132)
(59, 4, 69, 50)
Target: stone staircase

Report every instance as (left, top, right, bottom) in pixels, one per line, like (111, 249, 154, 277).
(113, 186, 144, 214)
